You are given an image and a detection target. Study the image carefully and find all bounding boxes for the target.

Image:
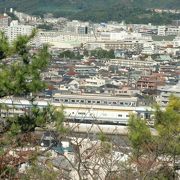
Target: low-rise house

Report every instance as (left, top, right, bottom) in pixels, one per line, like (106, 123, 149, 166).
(114, 87, 140, 97)
(83, 76, 106, 87)
(74, 65, 98, 76)
(58, 78, 79, 91)
(100, 84, 120, 95)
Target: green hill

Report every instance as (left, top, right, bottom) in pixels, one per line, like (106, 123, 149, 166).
(0, 0, 180, 24)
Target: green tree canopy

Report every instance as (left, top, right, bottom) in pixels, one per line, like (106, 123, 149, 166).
(128, 96, 180, 179)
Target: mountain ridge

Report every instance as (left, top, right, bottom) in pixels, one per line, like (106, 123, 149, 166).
(0, 0, 180, 24)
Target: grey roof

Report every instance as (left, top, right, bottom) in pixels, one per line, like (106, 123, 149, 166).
(158, 81, 180, 93)
(52, 156, 72, 169)
(59, 78, 74, 85)
(152, 35, 176, 41)
(100, 84, 119, 89)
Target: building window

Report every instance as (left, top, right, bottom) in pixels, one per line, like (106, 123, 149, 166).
(118, 114, 122, 117)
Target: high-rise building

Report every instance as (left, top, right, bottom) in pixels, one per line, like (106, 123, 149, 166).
(66, 20, 90, 35)
(158, 26, 166, 36)
(4, 20, 33, 42)
(0, 15, 11, 29)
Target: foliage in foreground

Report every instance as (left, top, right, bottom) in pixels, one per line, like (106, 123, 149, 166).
(128, 96, 180, 179)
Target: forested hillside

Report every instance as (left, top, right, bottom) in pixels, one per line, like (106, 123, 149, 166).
(0, 0, 180, 24)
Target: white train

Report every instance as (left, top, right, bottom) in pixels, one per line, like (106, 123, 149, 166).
(0, 94, 154, 125)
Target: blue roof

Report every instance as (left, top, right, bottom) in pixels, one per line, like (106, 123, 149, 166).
(52, 145, 73, 154)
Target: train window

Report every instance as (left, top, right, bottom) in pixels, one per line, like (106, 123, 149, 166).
(78, 112, 86, 115)
(80, 100, 85, 103)
(92, 101, 96, 104)
(87, 100, 91, 104)
(113, 102, 117, 105)
(71, 100, 75, 103)
(64, 99, 69, 102)
(54, 99, 59, 102)
(118, 114, 122, 117)
(126, 115, 129, 117)
(120, 102, 124, 105)
(76, 100, 80, 103)
(97, 101, 100, 104)
(103, 101, 107, 104)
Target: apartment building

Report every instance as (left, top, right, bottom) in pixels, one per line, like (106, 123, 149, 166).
(4, 20, 33, 42)
(33, 31, 96, 48)
(158, 26, 166, 36)
(137, 73, 166, 90)
(0, 15, 11, 30)
(65, 20, 91, 35)
(156, 82, 180, 106)
(108, 59, 157, 70)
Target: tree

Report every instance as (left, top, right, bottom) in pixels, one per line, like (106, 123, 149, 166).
(0, 31, 65, 178)
(58, 50, 83, 60)
(90, 49, 115, 59)
(0, 30, 50, 97)
(128, 96, 180, 179)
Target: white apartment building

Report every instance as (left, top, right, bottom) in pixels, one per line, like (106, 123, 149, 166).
(84, 77, 106, 87)
(33, 31, 96, 48)
(95, 22, 127, 32)
(166, 26, 180, 36)
(158, 26, 166, 36)
(158, 26, 180, 36)
(14, 11, 38, 23)
(4, 21, 33, 42)
(173, 35, 180, 47)
(65, 20, 91, 34)
(156, 82, 180, 106)
(141, 42, 155, 55)
(0, 15, 11, 30)
(109, 58, 157, 70)
(99, 31, 149, 41)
